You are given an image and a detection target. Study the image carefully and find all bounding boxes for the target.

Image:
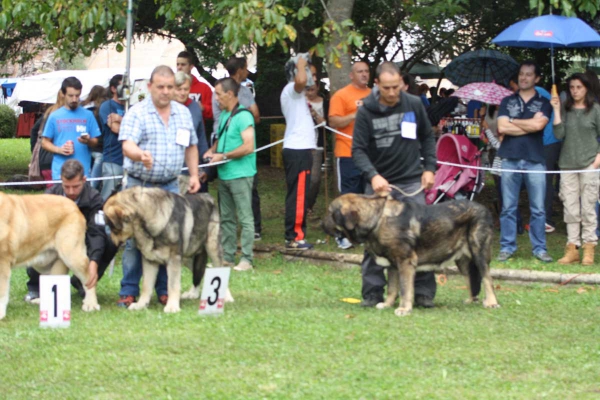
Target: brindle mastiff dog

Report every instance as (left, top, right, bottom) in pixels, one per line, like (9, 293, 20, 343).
(0, 192, 100, 320)
(104, 187, 231, 313)
(322, 193, 499, 316)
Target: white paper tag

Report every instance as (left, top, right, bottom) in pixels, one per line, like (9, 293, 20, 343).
(401, 121, 417, 139)
(94, 210, 105, 226)
(176, 128, 191, 147)
(39, 275, 71, 328)
(198, 267, 231, 316)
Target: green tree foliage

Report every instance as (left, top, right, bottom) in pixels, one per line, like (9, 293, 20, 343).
(0, 105, 17, 138)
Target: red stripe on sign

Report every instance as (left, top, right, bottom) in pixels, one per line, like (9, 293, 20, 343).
(294, 170, 308, 240)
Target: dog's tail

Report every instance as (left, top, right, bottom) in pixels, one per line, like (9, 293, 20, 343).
(468, 261, 482, 298)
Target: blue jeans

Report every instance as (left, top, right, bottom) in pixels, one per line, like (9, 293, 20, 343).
(101, 162, 123, 201)
(500, 159, 547, 255)
(119, 176, 179, 297)
(90, 151, 103, 190)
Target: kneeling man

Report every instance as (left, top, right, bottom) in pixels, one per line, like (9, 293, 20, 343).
(25, 159, 118, 302)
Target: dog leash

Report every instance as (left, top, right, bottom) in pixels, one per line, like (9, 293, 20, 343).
(389, 184, 424, 197)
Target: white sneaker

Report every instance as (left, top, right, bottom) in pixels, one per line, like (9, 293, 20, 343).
(233, 260, 253, 271)
(336, 237, 353, 250)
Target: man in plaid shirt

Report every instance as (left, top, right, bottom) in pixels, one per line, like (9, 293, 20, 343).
(116, 65, 201, 308)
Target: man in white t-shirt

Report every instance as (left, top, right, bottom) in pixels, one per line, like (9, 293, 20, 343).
(280, 55, 316, 250)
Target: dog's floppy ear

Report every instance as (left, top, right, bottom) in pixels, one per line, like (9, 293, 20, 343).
(333, 207, 360, 231)
(104, 204, 130, 231)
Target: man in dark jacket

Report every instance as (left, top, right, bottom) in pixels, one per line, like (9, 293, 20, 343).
(352, 61, 437, 308)
(24, 159, 118, 302)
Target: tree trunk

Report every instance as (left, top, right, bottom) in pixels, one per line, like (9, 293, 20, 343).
(325, 0, 354, 94)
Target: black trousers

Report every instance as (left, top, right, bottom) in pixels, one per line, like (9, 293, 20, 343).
(252, 174, 262, 234)
(283, 148, 313, 241)
(361, 181, 437, 301)
(27, 239, 119, 294)
(544, 142, 562, 227)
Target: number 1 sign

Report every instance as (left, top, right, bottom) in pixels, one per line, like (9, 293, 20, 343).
(39, 275, 71, 328)
(198, 267, 231, 316)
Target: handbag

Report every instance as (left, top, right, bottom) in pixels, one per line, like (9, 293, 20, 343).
(28, 139, 42, 181)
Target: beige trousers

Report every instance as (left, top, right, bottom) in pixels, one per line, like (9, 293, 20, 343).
(559, 164, 599, 246)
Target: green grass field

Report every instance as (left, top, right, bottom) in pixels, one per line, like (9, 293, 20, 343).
(1, 138, 600, 399)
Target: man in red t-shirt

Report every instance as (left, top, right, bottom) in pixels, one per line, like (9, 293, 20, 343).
(176, 51, 214, 138)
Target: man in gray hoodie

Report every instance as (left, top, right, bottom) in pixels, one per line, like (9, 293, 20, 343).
(352, 62, 437, 308)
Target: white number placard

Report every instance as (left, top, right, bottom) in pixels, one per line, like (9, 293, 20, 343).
(39, 275, 71, 328)
(198, 267, 231, 316)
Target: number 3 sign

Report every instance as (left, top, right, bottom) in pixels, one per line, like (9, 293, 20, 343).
(39, 275, 71, 328)
(198, 267, 231, 316)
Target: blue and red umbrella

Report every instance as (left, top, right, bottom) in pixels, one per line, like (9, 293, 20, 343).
(492, 15, 600, 88)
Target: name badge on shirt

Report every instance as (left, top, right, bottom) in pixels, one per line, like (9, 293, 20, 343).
(401, 112, 417, 140)
(176, 128, 191, 147)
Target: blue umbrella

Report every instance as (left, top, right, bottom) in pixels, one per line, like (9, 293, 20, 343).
(492, 15, 600, 85)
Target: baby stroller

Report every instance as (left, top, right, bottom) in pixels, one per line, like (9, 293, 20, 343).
(425, 133, 484, 205)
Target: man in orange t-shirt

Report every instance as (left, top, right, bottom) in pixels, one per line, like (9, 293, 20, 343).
(329, 61, 371, 195)
(328, 62, 371, 250)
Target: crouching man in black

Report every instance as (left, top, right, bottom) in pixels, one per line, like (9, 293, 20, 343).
(24, 159, 118, 302)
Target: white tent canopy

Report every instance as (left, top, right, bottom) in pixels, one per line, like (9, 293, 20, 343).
(6, 67, 213, 107)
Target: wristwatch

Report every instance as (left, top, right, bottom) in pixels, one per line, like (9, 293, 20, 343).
(509, 117, 514, 123)
(222, 154, 228, 161)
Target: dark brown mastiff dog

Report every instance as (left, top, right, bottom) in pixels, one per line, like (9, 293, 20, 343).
(322, 193, 499, 316)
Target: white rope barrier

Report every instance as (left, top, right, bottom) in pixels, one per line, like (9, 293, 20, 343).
(2, 122, 598, 187)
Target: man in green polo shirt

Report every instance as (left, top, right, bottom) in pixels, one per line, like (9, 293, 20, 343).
(204, 77, 256, 271)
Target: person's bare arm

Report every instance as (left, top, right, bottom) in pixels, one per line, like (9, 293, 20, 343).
(329, 114, 356, 129)
(42, 137, 72, 155)
(122, 139, 153, 169)
(497, 114, 548, 136)
(294, 57, 308, 93)
(211, 127, 254, 162)
(249, 103, 260, 124)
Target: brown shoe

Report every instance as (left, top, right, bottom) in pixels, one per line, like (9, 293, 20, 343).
(557, 243, 580, 265)
(581, 243, 596, 266)
(117, 295, 136, 308)
(158, 295, 168, 305)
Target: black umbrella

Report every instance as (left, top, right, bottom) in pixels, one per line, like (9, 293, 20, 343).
(442, 49, 519, 87)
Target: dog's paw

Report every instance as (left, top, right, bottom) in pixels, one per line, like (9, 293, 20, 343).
(181, 288, 200, 300)
(0, 312, 5, 320)
(128, 302, 148, 311)
(82, 302, 100, 312)
(376, 302, 390, 309)
(163, 303, 181, 313)
(483, 300, 500, 309)
(394, 307, 412, 317)
(30, 298, 41, 305)
(225, 289, 234, 303)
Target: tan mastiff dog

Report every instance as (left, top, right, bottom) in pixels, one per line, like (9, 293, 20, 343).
(0, 192, 100, 320)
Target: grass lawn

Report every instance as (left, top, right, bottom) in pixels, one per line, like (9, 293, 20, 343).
(1, 138, 600, 399)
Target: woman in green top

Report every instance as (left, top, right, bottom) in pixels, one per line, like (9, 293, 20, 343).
(551, 73, 600, 266)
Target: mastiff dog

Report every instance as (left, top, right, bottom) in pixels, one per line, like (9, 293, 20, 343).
(322, 193, 499, 316)
(0, 193, 100, 320)
(103, 187, 230, 313)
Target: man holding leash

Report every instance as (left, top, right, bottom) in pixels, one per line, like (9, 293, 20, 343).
(24, 159, 118, 302)
(352, 61, 437, 308)
(117, 65, 200, 308)
(204, 77, 256, 272)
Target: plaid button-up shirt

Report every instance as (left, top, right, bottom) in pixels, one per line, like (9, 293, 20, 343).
(119, 98, 197, 183)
